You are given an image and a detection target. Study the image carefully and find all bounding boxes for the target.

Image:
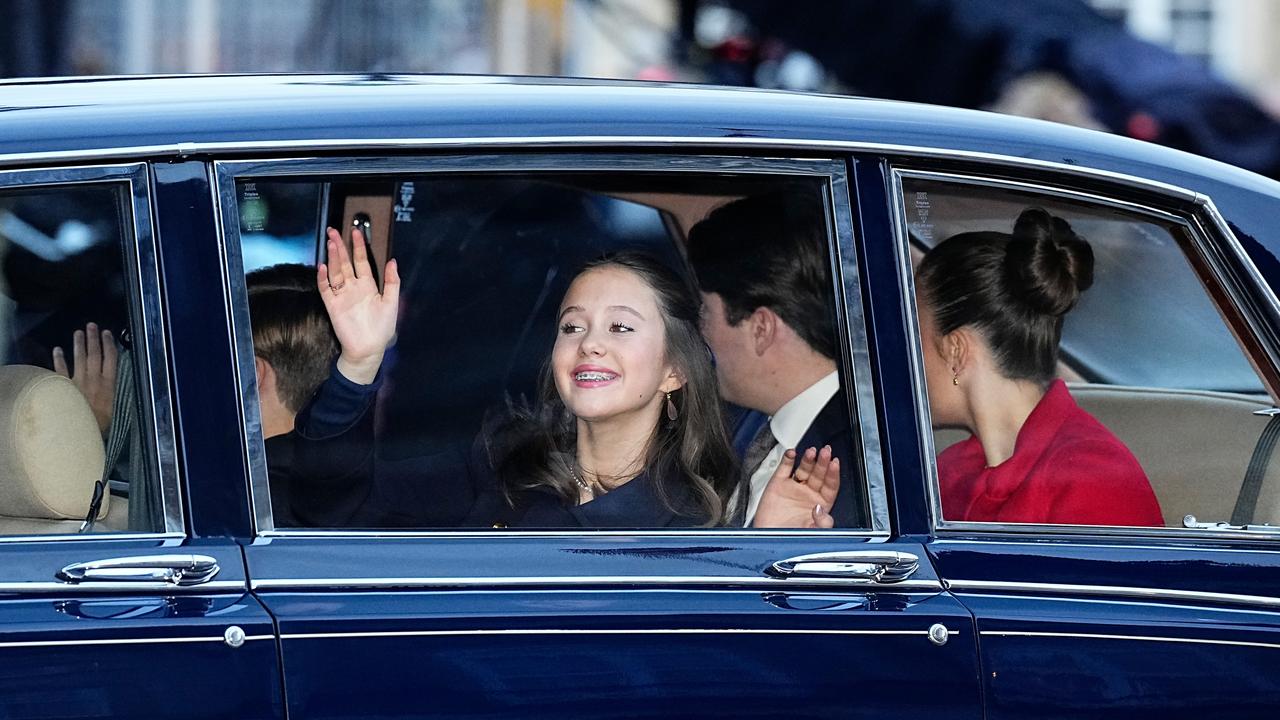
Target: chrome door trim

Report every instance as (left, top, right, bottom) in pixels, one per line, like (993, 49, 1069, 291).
(947, 579, 1280, 611)
(250, 576, 944, 592)
(0, 532, 186, 545)
(888, 167, 1280, 539)
(255, 529, 891, 539)
(0, 135, 1206, 201)
(0, 580, 246, 594)
(213, 153, 887, 536)
(0, 163, 182, 536)
(0, 632, 273, 650)
(978, 630, 1280, 651)
(279, 627, 956, 641)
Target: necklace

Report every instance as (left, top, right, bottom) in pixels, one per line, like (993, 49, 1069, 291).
(569, 461, 597, 497)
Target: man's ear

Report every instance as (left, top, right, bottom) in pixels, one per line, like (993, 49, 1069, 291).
(750, 306, 779, 356)
(255, 356, 276, 394)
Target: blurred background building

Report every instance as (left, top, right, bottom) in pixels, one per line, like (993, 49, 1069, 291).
(4, 0, 1280, 178)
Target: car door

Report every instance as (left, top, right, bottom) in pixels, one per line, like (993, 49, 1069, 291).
(0, 163, 283, 720)
(219, 151, 984, 719)
(875, 156, 1280, 718)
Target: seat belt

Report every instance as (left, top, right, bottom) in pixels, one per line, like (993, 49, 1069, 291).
(1230, 413, 1280, 526)
(80, 342, 136, 532)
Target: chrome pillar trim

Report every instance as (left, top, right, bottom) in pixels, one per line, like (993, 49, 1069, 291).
(1194, 197, 1280, 390)
(979, 630, 1280, 651)
(0, 580, 246, 594)
(0, 633, 273, 650)
(0, 135, 1206, 201)
(280, 627, 956, 641)
(131, 164, 185, 534)
(250, 575, 944, 592)
(0, 163, 183, 536)
(211, 161, 274, 535)
(829, 162, 889, 531)
(886, 167, 944, 529)
(948, 579, 1280, 610)
(214, 153, 884, 535)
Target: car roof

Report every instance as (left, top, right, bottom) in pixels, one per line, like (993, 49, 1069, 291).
(4, 73, 1280, 256)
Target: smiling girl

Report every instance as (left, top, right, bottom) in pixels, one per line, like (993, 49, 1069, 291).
(291, 228, 839, 529)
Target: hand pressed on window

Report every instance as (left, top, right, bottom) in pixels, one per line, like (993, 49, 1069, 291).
(52, 321, 118, 435)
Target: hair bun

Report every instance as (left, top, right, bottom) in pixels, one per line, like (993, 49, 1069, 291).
(1003, 207, 1095, 316)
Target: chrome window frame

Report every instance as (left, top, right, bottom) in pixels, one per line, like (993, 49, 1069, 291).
(889, 166, 1280, 542)
(212, 153, 888, 538)
(0, 163, 183, 542)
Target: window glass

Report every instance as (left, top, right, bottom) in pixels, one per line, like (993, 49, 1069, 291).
(902, 175, 1277, 530)
(0, 183, 161, 535)
(237, 172, 870, 531)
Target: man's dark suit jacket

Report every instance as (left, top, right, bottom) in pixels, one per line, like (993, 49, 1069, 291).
(730, 388, 865, 528)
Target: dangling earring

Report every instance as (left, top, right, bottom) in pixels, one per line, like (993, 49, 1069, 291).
(951, 367, 959, 386)
(666, 391, 678, 421)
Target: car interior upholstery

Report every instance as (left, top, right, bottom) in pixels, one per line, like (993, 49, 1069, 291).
(0, 364, 116, 534)
(934, 383, 1280, 527)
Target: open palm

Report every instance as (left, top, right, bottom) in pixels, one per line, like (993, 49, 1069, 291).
(751, 445, 841, 528)
(317, 226, 401, 384)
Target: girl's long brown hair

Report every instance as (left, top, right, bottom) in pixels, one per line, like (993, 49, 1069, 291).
(491, 251, 738, 525)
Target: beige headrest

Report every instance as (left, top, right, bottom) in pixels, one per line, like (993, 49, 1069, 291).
(0, 365, 106, 521)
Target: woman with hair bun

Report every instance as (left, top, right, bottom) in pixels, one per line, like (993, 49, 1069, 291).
(915, 207, 1163, 526)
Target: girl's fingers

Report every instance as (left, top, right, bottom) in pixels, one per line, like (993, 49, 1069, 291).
(812, 504, 835, 529)
(792, 446, 818, 483)
(324, 228, 351, 289)
(770, 448, 797, 482)
(820, 457, 840, 506)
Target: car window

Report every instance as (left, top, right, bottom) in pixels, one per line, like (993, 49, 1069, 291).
(229, 162, 879, 533)
(0, 179, 166, 535)
(898, 171, 1279, 531)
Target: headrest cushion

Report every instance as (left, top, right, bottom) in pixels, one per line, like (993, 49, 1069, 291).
(0, 365, 106, 521)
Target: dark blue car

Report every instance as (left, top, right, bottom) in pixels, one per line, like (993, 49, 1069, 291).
(0, 74, 1278, 719)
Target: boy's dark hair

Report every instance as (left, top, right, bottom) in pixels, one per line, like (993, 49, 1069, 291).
(247, 263, 338, 413)
(686, 190, 836, 359)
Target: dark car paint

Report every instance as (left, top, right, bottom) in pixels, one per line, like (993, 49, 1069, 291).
(0, 75, 1277, 717)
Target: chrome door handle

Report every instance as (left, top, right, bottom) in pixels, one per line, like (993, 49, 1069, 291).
(768, 551, 919, 583)
(58, 554, 220, 586)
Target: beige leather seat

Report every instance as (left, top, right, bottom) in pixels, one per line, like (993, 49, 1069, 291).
(934, 383, 1279, 527)
(0, 364, 111, 535)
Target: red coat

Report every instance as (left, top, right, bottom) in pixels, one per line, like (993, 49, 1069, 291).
(938, 380, 1164, 526)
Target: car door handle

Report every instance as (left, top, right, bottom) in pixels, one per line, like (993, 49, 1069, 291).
(57, 554, 220, 586)
(767, 551, 919, 582)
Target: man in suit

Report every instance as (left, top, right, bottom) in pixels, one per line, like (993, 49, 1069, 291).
(688, 191, 882, 528)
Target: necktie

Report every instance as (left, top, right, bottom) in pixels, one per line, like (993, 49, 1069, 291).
(729, 422, 777, 525)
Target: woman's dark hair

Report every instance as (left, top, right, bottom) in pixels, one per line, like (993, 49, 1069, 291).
(916, 207, 1095, 384)
(491, 251, 738, 525)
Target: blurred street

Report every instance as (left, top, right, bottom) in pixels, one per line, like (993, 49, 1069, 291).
(4, 0, 1280, 177)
